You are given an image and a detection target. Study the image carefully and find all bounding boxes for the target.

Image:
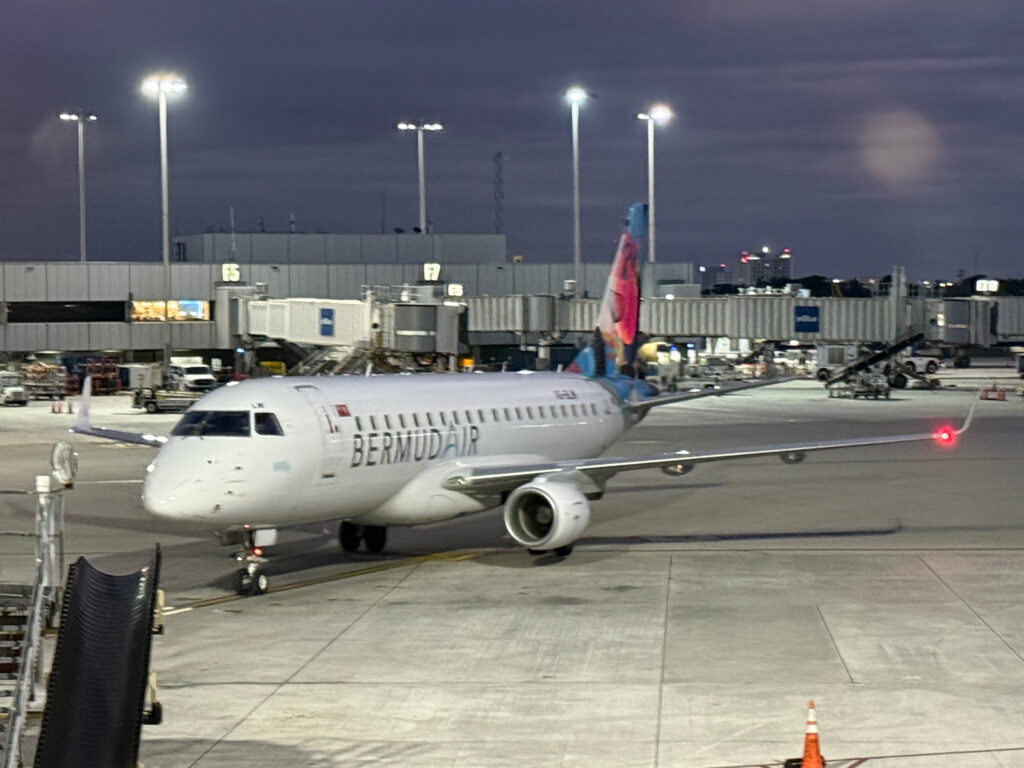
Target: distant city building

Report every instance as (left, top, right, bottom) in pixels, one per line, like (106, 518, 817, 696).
(712, 263, 734, 287)
(736, 246, 792, 285)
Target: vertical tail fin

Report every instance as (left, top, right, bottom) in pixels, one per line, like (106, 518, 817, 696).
(568, 202, 646, 378)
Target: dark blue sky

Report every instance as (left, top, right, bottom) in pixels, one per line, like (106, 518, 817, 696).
(2, 1, 1023, 280)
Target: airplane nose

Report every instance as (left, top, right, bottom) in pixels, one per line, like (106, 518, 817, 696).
(142, 462, 199, 520)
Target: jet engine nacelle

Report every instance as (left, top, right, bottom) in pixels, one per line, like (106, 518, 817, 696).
(503, 478, 591, 551)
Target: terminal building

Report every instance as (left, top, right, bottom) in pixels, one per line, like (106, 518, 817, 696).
(0, 232, 1021, 374)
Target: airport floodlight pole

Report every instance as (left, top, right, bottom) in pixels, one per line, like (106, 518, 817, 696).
(141, 73, 188, 366)
(396, 121, 444, 233)
(565, 87, 587, 291)
(637, 104, 672, 264)
(58, 110, 98, 262)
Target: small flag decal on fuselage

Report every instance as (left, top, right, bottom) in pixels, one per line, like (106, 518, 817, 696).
(335, 404, 351, 417)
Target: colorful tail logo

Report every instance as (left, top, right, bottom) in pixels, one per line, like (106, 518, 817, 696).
(568, 202, 646, 378)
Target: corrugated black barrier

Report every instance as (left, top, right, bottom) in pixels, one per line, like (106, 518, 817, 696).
(34, 547, 161, 768)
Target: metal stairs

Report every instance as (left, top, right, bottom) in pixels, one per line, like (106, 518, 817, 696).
(0, 586, 32, 761)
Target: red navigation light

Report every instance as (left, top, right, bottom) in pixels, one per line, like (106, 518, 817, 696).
(934, 426, 956, 446)
(252, 546, 264, 557)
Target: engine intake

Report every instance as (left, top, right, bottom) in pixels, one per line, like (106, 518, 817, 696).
(503, 478, 591, 551)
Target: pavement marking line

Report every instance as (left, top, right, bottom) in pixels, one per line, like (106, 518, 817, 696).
(161, 549, 485, 614)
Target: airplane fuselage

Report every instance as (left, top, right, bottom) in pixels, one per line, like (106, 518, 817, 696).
(142, 371, 628, 530)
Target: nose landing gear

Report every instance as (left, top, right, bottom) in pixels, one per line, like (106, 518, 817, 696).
(233, 529, 269, 596)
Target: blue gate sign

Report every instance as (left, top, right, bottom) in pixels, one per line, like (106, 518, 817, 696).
(794, 305, 819, 333)
(319, 308, 335, 337)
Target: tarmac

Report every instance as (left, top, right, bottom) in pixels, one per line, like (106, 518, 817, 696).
(1, 364, 1023, 767)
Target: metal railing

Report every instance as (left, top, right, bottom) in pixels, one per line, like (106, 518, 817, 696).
(0, 475, 66, 768)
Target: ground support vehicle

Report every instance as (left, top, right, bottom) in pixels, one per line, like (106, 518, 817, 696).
(166, 356, 217, 392)
(0, 372, 28, 405)
(20, 363, 67, 400)
(827, 372, 890, 399)
(132, 387, 203, 413)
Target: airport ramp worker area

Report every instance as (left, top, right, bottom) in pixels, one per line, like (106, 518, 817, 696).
(0, 371, 1022, 766)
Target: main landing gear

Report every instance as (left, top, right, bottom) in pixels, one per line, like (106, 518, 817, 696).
(339, 522, 387, 553)
(233, 529, 269, 596)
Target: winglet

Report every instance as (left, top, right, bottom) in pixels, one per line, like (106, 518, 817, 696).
(73, 375, 93, 433)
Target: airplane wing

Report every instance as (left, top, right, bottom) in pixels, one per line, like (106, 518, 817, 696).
(69, 377, 167, 448)
(442, 402, 976, 497)
(625, 376, 793, 415)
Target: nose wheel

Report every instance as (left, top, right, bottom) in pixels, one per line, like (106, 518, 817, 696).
(233, 529, 269, 596)
(234, 563, 268, 596)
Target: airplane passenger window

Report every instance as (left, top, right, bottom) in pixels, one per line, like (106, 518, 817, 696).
(590, 403, 598, 415)
(413, 413, 420, 427)
(439, 412, 447, 426)
(384, 415, 392, 429)
(503, 408, 511, 421)
(514, 407, 522, 420)
(171, 410, 250, 437)
(536, 405, 545, 418)
(492, 408, 500, 421)
(355, 416, 363, 431)
(451, 411, 460, 425)
(477, 409, 486, 422)
(465, 409, 473, 424)
(526, 407, 534, 419)
(571, 404, 579, 417)
(561, 405, 568, 417)
(426, 413, 433, 427)
(399, 414, 406, 428)
(254, 412, 284, 436)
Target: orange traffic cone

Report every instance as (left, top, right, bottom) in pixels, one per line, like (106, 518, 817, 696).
(801, 700, 824, 768)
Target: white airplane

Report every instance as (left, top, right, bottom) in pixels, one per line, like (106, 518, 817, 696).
(72, 204, 969, 595)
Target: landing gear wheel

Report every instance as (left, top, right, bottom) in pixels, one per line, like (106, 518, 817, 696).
(364, 525, 387, 553)
(234, 566, 268, 596)
(339, 521, 361, 552)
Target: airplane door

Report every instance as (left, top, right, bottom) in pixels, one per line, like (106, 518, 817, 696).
(293, 384, 345, 482)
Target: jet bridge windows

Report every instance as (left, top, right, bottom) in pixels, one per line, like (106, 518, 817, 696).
(171, 410, 251, 437)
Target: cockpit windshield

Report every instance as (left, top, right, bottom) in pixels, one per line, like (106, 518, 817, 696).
(171, 410, 251, 437)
